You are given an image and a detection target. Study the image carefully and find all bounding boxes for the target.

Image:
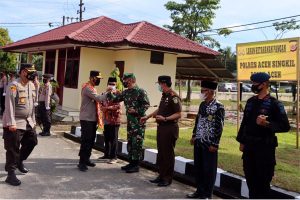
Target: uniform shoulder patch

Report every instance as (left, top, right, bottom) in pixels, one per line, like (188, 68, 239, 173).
(10, 85, 17, 92)
(173, 96, 179, 104)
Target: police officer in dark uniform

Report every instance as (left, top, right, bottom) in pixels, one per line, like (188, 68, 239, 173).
(237, 72, 290, 198)
(2, 63, 38, 186)
(141, 75, 181, 187)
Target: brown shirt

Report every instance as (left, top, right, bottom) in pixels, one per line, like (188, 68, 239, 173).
(157, 89, 182, 123)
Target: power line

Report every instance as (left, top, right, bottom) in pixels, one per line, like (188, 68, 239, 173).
(0, 22, 60, 25)
(202, 14, 300, 33)
(204, 19, 300, 36)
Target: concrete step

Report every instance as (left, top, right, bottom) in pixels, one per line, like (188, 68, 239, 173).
(52, 112, 79, 122)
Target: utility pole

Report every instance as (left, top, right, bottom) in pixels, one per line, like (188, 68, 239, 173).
(77, 0, 85, 22)
(62, 16, 65, 26)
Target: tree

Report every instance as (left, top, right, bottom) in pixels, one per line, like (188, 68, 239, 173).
(273, 19, 300, 39)
(218, 46, 236, 74)
(32, 54, 43, 71)
(0, 28, 17, 72)
(164, 0, 230, 101)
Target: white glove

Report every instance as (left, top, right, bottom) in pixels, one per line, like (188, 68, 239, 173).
(3, 93, 6, 96)
(46, 106, 51, 110)
(34, 102, 39, 107)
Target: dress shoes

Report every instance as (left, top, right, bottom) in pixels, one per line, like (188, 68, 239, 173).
(5, 171, 21, 186)
(186, 192, 202, 199)
(77, 163, 88, 172)
(149, 177, 162, 184)
(86, 161, 96, 167)
(157, 181, 171, 187)
(18, 162, 29, 173)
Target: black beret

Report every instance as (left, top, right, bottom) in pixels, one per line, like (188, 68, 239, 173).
(157, 75, 171, 84)
(90, 70, 103, 78)
(250, 72, 270, 83)
(108, 77, 117, 83)
(20, 63, 36, 72)
(42, 74, 53, 79)
(123, 73, 135, 79)
(201, 80, 218, 90)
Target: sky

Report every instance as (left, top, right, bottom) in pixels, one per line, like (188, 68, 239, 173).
(1, 0, 300, 51)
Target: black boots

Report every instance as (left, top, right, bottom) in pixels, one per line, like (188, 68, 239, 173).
(39, 132, 51, 136)
(77, 163, 88, 172)
(125, 160, 139, 173)
(18, 161, 29, 173)
(5, 171, 21, 186)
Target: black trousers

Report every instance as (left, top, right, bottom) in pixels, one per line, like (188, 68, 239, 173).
(194, 140, 218, 198)
(78, 120, 97, 164)
(156, 123, 178, 183)
(103, 124, 120, 159)
(243, 145, 276, 199)
(3, 125, 38, 172)
(0, 88, 5, 114)
(38, 102, 52, 133)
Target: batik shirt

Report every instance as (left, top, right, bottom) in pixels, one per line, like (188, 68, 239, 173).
(193, 99, 225, 148)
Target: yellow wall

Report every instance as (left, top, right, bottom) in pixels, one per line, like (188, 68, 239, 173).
(61, 47, 178, 113)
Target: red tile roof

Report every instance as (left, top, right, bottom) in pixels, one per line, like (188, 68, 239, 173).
(3, 16, 219, 56)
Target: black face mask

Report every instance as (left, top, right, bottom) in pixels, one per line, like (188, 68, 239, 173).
(123, 81, 129, 88)
(26, 72, 35, 81)
(251, 83, 262, 94)
(43, 79, 48, 84)
(94, 78, 100, 86)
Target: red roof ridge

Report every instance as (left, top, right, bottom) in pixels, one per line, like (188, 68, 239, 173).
(141, 21, 219, 55)
(67, 16, 105, 39)
(125, 21, 146, 41)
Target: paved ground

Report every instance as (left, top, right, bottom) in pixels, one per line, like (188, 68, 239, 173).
(0, 120, 202, 199)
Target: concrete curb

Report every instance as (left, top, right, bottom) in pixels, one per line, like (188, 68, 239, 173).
(64, 128, 300, 199)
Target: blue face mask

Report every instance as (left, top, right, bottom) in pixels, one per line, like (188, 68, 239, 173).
(158, 85, 163, 92)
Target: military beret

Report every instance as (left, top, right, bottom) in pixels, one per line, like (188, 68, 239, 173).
(201, 80, 218, 90)
(123, 73, 135, 79)
(108, 77, 117, 83)
(90, 70, 103, 79)
(42, 74, 53, 79)
(20, 63, 36, 72)
(157, 75, 172, 84)
(250, 72, 270, 83)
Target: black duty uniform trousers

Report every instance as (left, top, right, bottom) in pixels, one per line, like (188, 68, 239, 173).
(103, 124, 120, 159)
(79, 120, 97, 164)
(3, 124, 38, 172)
(243, 145, 275, 199)
(0, 88, 5, 114)
(38, 102, 52, 133)
(194, 139, 218, 198)
(157, 123, 178, 183)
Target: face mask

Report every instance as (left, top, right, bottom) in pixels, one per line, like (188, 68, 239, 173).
(108, 85, 116, 91)
(251, 83, 262, 94)
(94, 78, 100, 86)
(43, 79, 48, 84)
(199, 93, 207, 100)
(123, 81, 129, 88)
(26, 72, 35, 81)
(157, 85, 163, 92)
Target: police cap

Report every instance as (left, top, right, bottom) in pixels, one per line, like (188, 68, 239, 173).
(90, 70, 103, 79)
(42, 74, 53, 79)
(250, 72, 270, 83)
(123, 73, 135, 80)
(201, 80, 218, 90)
(157, 75, 171, 84)
(20, 63, 36, 73)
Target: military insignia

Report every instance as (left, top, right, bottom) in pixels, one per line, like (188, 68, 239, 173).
(173, 97, 178, 104)
(207, 115, 213, 121)
(10, 85, 17, 92)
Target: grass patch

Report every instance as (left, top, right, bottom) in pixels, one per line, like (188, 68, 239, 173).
(118, 123, 300, 192)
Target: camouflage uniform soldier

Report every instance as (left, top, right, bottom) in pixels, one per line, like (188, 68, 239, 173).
(108, 73, 150, 173)
(2, 64, 38, 186)
(38, 74, 53, 136)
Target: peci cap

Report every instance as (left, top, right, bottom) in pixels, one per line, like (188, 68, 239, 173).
(250, 72, 270, 83)
(123, 73, 135, 80)
(20, 63, 36, 73)
(157, 75, 171, 84)
(90, 70, 103, 79)
(42, 74, 53, 79)
(108, 77, 117, 83)
(201, 80, 218, 90)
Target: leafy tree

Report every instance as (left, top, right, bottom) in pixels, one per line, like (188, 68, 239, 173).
(273, 19, 300, 39)
(0, 28, 17, 72)
(218, 46, 236, 73)
(164, 0, 230, 101)
(32, 54, 43, 71)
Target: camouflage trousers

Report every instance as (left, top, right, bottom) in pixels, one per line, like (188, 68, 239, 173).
(127, 123, 145, 161)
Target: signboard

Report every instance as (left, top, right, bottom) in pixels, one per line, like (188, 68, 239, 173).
(237, 38, 299, 81)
